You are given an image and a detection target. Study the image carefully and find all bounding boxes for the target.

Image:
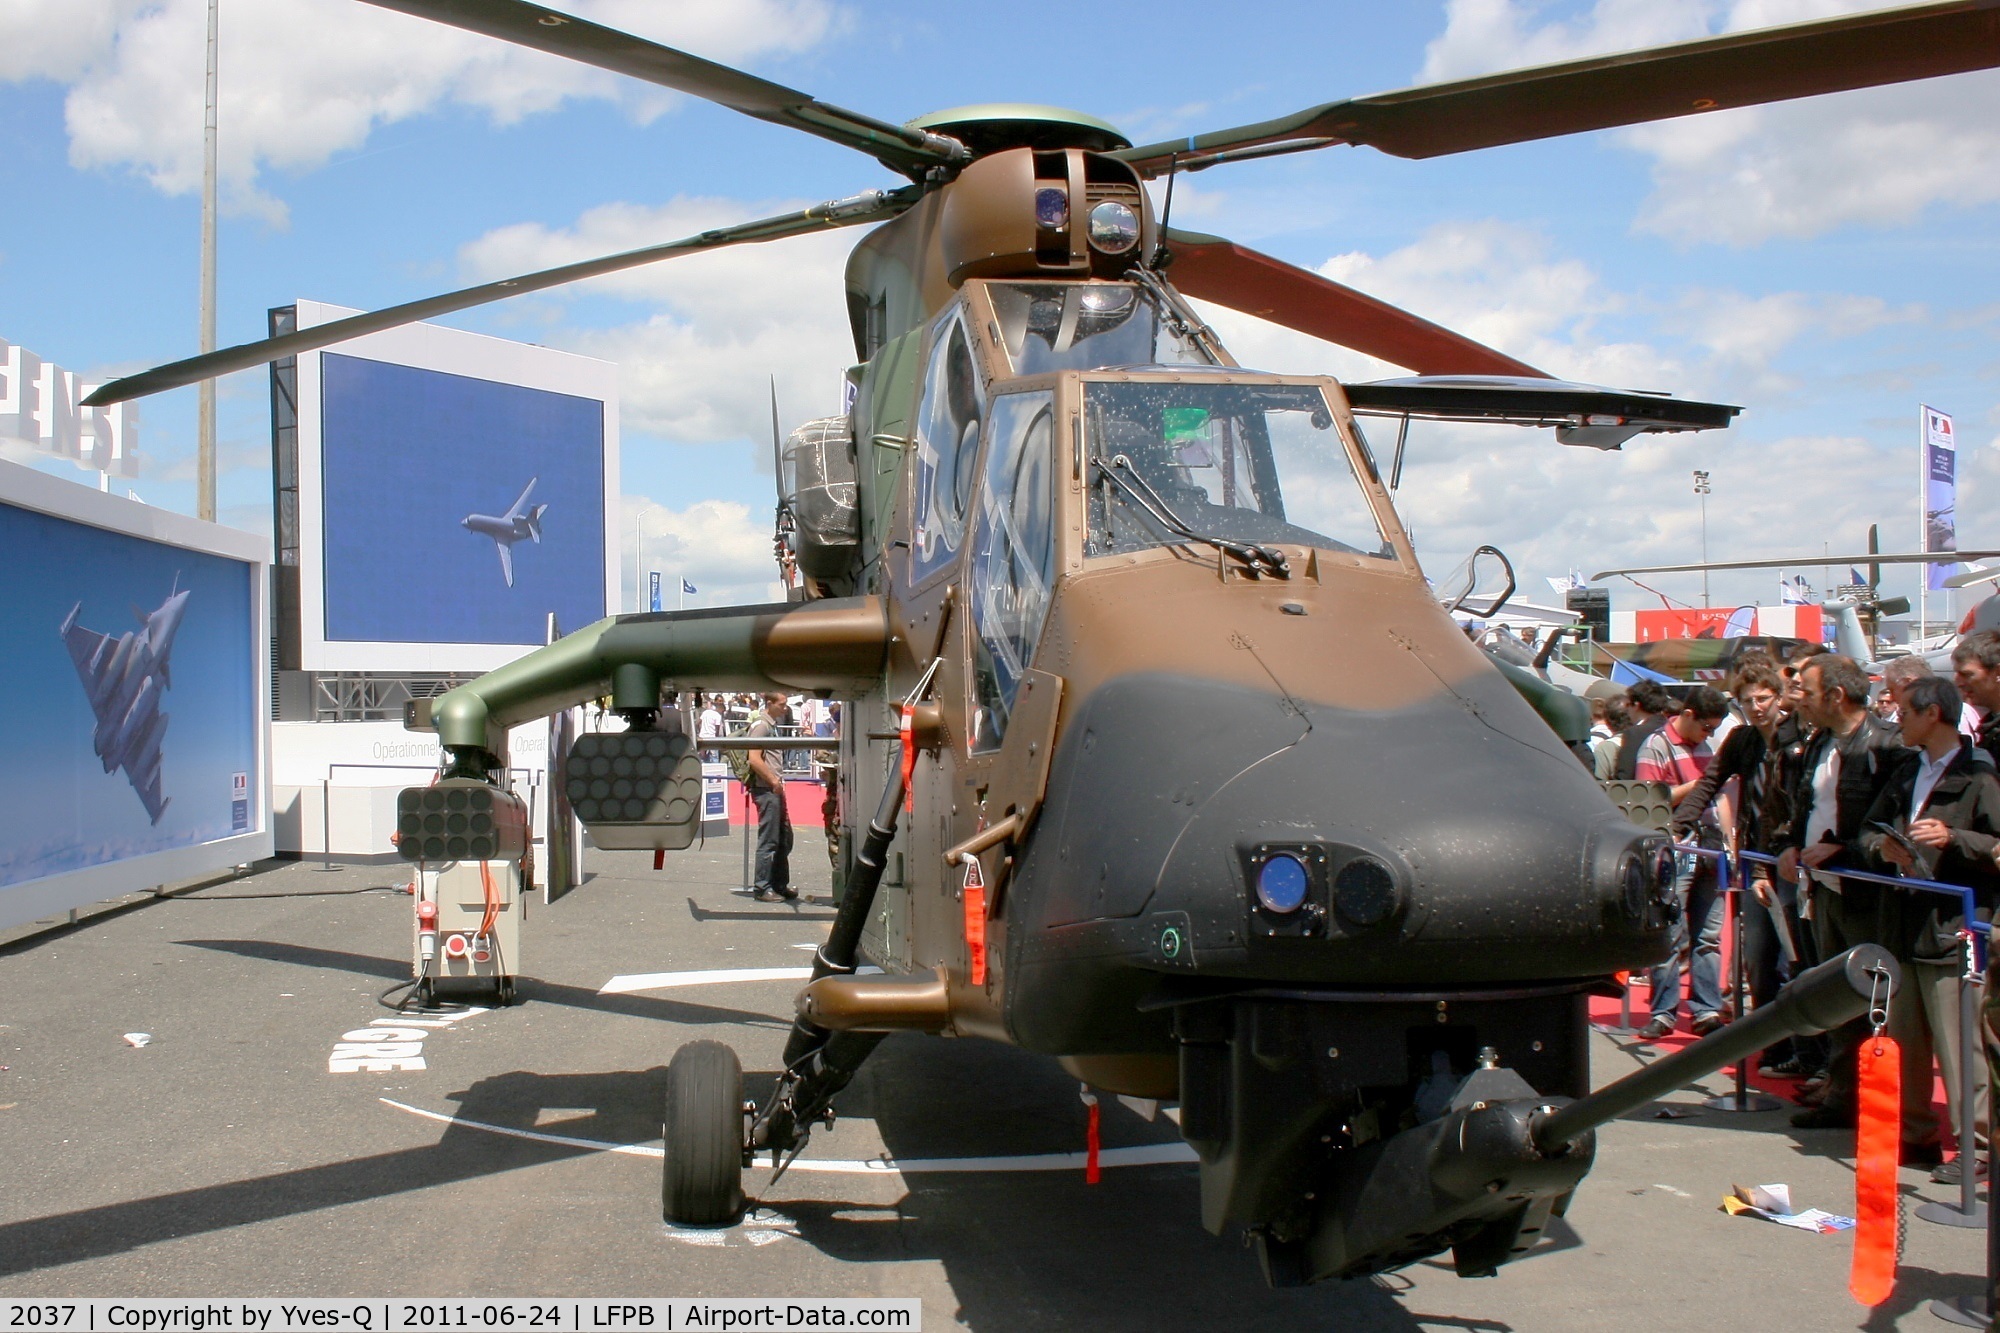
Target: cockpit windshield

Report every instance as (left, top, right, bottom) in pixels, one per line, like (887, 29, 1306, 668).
(987, 282, 1217, 375)
(1083, 381, 1396, 561)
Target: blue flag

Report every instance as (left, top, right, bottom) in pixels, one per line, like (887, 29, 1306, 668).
(682, 578, 697, 595)
(648, 571, 661, 612)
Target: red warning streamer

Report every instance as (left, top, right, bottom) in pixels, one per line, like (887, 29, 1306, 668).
(1850, 1034, 1902, 1306)
(1080, 1087, 1101, 1184)
(899, 703, 916, 813)
(964, 876, 988, 986)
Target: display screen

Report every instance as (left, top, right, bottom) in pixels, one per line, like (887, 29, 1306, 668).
(319, 353, 607, 646)
(0, 501, 258, 890)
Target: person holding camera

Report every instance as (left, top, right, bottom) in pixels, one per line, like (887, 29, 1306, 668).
(1859, 675, 2000, 1175)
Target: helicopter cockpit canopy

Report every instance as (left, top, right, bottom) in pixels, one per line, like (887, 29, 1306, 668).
(1082, 379, 1399, 565)
(985, 280, 1217, 374)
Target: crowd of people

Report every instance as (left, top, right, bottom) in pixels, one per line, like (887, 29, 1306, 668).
(1586, 634, 2000, 1176)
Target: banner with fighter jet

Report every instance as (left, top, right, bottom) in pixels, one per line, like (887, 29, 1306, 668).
(0, 459, 268, 925)
(289, 300, 619, 673)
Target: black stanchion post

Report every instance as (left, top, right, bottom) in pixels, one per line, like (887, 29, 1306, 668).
(1921, 927, 1988, 1231)
(1705, 847, 1781, 1113)
(1931, 925, 1996, 1328)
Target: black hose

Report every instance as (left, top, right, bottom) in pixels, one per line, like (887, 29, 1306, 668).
(377, 979, 420, 1011)
(783, 758, 907, 1067)
(752, 755, 909, 1153)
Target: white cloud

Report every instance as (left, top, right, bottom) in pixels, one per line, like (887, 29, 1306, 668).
(1418, 0, 2000, 245)
(625, 494, 784, 610)
(1418, 0, 1713, 83)
(7, 0, 838, 224)
(457, 196, 859, 443)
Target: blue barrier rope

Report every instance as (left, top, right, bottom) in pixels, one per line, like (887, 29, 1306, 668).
(1671, 841, 1989, 968)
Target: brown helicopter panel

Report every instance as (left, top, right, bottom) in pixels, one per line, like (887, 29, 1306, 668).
(1034, 551, 1487, 717)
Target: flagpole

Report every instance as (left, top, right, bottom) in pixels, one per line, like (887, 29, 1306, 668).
(1919, 404, 1928, 641)
(680, 574, 685, 611)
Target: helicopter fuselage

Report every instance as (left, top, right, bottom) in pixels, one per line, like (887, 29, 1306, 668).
(421, 142, 1680, 1283)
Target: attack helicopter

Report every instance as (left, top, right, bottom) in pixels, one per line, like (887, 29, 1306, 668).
(86, 0, 2000, 1289)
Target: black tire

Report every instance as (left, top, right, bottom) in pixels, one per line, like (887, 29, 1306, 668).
(663, 1040, 745, 1226)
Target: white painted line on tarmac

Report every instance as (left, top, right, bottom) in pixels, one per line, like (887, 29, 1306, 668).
(382, 1097, 663, 1157)
(379, 1097, 1197, 1174)
(599, 967, 813, 995)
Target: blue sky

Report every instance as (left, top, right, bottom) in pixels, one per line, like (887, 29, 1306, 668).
(1, 0, 1996, 614)
(0, 500, 256, 889)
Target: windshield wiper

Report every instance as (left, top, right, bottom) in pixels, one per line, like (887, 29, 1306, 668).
(1093, 454, 1290, 578)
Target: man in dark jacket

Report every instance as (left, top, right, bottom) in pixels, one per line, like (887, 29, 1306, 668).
(1953, 630, 2000, 768)
(1859, 674, 2000, 1172)
(1778, 653, 1917, 1132)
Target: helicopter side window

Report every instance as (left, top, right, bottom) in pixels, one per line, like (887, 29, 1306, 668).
(909, 314, 984, 585)
(968, 391, 1058, 754)
(1083, 381, 1393, 560)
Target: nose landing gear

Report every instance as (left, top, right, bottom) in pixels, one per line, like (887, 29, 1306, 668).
(662, 1040, 747, 1226)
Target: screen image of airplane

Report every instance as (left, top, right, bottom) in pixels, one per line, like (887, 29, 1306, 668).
(318, 353, 607, 647)
(0, 501, 256, 891)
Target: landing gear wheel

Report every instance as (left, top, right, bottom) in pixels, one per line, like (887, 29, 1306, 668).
(663, 1040, 746, 1226)
(495, 976, 517, 1006)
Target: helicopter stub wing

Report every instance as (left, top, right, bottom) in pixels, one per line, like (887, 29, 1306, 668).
(84, 186, 920, 409)
(356, 0, 965, 177)
(1117, 1, 2000, 173)
(1165, 231, 1546, 378)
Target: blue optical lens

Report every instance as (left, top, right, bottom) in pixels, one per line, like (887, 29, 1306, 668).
(1034, 187, 1068, 230)
(1256, 854, 1309, 914)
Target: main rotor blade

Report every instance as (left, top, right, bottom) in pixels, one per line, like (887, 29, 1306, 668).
(358, 0, 964, 176)
(1165, 229, 1546, 377)
(1593, 551, 2000, 581)
(83, 186, 919, 408)
(1118, 1, 2000, 173)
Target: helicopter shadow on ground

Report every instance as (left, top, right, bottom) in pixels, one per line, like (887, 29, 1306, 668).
(685, 896, 838, 924)
(0, 1067, 660, 1281)
(172, 938, 790, 1029)
(745, 1033, 1520, 1333)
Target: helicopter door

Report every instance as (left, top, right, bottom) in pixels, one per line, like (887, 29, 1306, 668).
(967, 391, 1058, 754)
(909, 314, 985, 586)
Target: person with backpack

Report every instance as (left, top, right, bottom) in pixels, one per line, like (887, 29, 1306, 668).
(741, 693, 796, 903)
(1612, 680, 1678, 781)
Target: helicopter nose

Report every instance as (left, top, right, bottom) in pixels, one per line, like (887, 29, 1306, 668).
(1003, 670, 1671, 1036)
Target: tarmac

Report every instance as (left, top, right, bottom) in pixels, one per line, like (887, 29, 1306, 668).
(0, 832, 1989, 1330)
